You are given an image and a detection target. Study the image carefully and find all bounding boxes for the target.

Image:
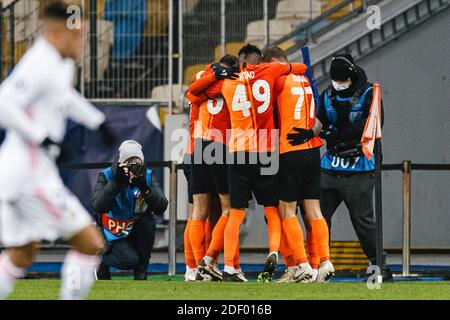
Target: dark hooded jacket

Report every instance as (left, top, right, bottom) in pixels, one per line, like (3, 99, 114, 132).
(318, 66, 384, 148)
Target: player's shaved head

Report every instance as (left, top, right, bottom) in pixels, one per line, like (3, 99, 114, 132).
(42, 1, 85, 61)
(262, 46, 288, 63)
(219, 54, 239, 67)
(238, 44, 262, 65)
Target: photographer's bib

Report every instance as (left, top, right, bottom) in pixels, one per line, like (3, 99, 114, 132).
(320, 83, 375, 172)
(321, 153, 375, 172)
(100, 167, 152, 242)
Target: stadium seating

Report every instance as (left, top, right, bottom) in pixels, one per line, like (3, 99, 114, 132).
(4, 0, 40, 43)
(214, 42, 246, 61)
(323, 0, 363, 20)
(182, 0, 201, 16)
(144, 0, 169, 37)
(183, 64, 207, 85)
(245, 19, 297, 49)
(276, 0, 322, 23)
(104, 0, 147, 60)
(151, 84, 188, 102)
(83, 20, 115, 81)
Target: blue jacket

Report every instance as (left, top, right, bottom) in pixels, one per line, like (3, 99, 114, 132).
(317, 67, 383, 173)
(320, 85, 375, 172)
(92, 165, 168, 243)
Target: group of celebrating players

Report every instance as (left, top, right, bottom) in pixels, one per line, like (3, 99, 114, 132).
(182, 44, 335, 283)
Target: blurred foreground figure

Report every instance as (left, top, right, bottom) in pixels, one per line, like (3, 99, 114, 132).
(0, 1, 116, 300)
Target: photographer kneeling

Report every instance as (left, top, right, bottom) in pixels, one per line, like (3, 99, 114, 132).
(92, 140, 168, 280)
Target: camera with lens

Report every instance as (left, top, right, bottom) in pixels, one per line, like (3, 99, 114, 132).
(127, 160, 146, 177)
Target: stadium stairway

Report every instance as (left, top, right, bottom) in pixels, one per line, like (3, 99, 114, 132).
(283, 0, 450, 85)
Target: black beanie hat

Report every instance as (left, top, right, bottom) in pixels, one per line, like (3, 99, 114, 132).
(330, 54, 355, 81)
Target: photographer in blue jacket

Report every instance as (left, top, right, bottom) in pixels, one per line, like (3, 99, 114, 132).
(92, 140, 168, 280)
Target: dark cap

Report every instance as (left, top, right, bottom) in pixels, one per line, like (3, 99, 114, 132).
(330, 54, 355, 81)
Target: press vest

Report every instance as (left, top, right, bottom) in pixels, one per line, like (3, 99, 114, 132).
(321, 86, 375, 172)
(100, 167, 152, 242)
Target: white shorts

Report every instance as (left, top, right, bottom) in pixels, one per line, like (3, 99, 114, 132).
(0, 186, 93, 248)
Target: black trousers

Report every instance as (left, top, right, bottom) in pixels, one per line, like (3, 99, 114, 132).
(320, 171, 387, 265)
(102, 214, 156, 270)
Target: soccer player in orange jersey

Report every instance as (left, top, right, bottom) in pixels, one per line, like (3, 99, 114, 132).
(185, 56, 242, 281)
(265, 47, 335, 282)
(193, 44, 308, 282)
(182, 94, 199, 281)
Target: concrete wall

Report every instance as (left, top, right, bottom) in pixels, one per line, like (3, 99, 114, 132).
(239, 8, 450, 250)
(315, 8, 450, 248)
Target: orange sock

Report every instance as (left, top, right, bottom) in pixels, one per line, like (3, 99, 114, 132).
(264, 206, 282, 253)
(204, 220, 213, 253)
(206, 215, 229, 259)
(279, 225, 296, 267)
(311, 218, 330, 262)
(306, 230, 320, 269)
(224, 209, 245, 268)
(233, 242, 240, 270)
(189, 220, 206, 265)
(282, 216, 308, 264)
(184, 219, 196, 269)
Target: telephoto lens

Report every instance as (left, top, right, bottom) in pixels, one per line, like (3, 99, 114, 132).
(127, 160, 146, 177)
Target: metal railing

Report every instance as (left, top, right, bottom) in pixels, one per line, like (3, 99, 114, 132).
(2, 159, 444, 276)
(382, 161, 450, 277)
(271, 0, 380, 54)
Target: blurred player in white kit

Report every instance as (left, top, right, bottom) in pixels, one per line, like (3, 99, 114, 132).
(0, 1, 116, 300)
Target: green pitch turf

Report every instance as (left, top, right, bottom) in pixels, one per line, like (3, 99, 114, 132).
(7, 276, 450, 300)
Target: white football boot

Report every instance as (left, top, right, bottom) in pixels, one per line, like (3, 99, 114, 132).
(292, 262, 313, 283)
(275, 267, 297, 283)
(311, 268, 319, 282)
(184, 267, 198, 282)
(317, 260, 335, 283)
(235, 269, 249, 282)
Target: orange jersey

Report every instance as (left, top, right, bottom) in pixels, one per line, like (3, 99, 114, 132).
(185, 67, 211, 155)
(207, 62, 308, 152)
(185, 101, 200, 155)
(275, 74, 323, 154)
(187, 66, 231, 145)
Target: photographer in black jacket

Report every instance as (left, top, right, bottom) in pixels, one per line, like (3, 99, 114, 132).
(317, 54, 392, 281)
(92, 140, 168, 280)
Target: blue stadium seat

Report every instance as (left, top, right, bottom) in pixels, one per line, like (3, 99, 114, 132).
(104, 0, 147, 60)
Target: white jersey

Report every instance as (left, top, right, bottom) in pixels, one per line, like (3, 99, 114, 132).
(0, 37, 105, 247)
(0, 37, 105, 144)
(0, 36, 105, 197)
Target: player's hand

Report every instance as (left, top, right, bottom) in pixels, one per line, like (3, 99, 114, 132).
(320, 127, 339, 147)
(114, 163, 129, 186)
(99, 122, 118, 147)
(214, 66, 240, 80)
(287, 128, 315, 146)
